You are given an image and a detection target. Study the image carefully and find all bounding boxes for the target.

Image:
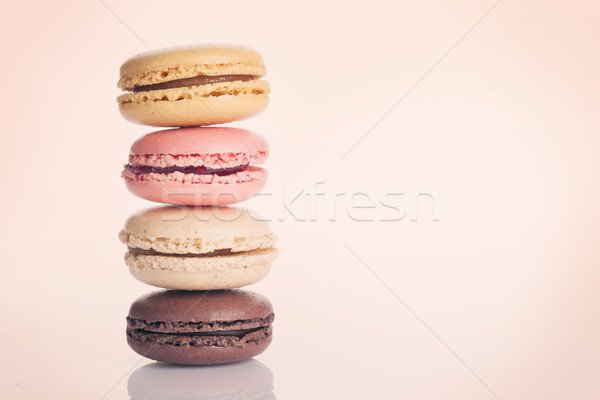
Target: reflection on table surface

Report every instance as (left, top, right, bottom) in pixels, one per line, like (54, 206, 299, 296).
(128, 359, 274, 400)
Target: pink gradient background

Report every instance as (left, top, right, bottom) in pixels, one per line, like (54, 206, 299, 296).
(1, 0, 599, 399)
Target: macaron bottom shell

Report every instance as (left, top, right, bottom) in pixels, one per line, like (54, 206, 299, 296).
(127, 262, 272, 291)
(125, 177, 267, 206)
(118, 93, 269, 127)
(127, 328, 273, 365)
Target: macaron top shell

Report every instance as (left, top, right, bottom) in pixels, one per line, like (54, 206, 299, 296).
(129, 290, 273, 326)
(118, 44, 266, 91)
(130, 127, 268, 156)
(122, 206, 271, 242)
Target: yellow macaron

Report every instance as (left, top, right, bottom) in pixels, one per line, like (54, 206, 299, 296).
(117, 44, 270, 127)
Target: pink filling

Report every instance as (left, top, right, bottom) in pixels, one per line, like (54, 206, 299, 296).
(122, 166, 267, 184)
(129, 152, 268, 169)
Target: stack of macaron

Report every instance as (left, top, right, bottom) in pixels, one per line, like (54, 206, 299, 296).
(116, 44, 277, 365)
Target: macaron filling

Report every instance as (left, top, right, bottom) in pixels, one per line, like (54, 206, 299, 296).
(134, 74, 257, 92)
(127, 313, 274, 333)
(125, 246, 276, 261)
(124, 163, 249, 176)
(122, 151, 268, 185)
(126, 314, 274, 347)
(127, 247, 235, 257)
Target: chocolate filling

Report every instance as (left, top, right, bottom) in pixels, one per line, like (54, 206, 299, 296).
(128, 247, 234, 257)
(133, 327, 262, 338)
(127, 314, 275, 333)
(124, 163, 249, 176)
(127, 325, 272, 348)
(134, 74, 256, 92)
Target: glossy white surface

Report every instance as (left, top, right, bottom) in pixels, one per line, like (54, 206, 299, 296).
(127, 360, 274, 400)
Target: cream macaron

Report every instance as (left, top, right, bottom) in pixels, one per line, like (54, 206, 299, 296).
(119, 206, 278, 290)
(117, 44, 270, 127)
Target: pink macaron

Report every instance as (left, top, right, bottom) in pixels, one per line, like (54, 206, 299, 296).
(122, 127, 269, 205)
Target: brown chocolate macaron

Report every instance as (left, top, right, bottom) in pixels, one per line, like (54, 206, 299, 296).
(126, 290, 274, 365)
